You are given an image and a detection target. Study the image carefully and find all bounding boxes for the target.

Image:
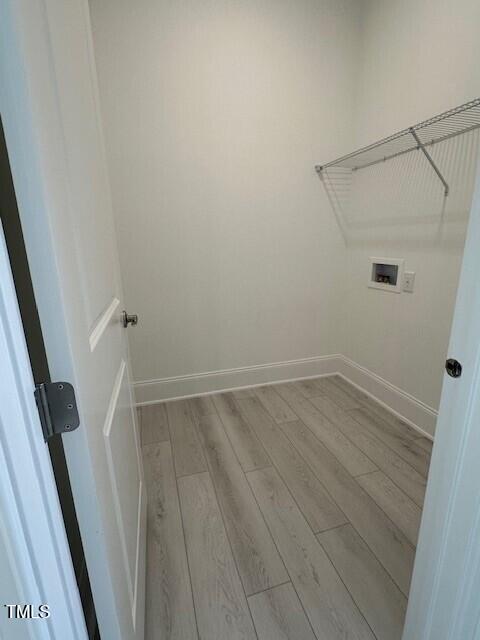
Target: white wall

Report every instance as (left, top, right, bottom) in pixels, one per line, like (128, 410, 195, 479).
(89, 0, 360, 393)
(340, 0, 480, 415)
(355, 0, 480, 146)
(90, 0, 480, 430)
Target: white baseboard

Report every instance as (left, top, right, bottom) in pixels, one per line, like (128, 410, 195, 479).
(134, 355, 341, 404)
(134, 353, 437, 438)
(337, 356, 437, 439)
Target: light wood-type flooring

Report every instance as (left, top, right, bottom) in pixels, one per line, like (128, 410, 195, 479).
(139, 375, 432, 640)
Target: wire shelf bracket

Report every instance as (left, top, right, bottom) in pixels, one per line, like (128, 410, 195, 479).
(315, 98, 480, 199)
(409, 127, 449, 196)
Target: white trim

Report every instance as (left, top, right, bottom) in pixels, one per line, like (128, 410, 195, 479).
(0, 1, 136, 637)
(103, 358, 145, 632)
(134, 355, 341, 404)
(402, 147, 480, 640)
(89, 297, 120, 352)
(337, 356, 437, 438)
(0, 223, 87, 639)
(103, 362, 133, 601)
(132, 480, 145, 632)
(136, 372, 340, 405)
(103, 359, 127, 439)
(134, 353, 437, 438)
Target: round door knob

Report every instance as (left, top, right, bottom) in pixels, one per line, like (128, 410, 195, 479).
(122, 311, 138, 328)
(445, 358, 462, 378)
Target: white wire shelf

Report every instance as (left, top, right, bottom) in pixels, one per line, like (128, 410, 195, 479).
(315, 98, 480, 198)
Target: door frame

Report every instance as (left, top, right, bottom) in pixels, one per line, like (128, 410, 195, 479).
(0, 220, 87, 639)
(0, 117, 99, 639)
(0, 1, 137, 638)
(402, 154, 480, 638)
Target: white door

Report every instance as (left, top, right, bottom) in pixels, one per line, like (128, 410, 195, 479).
(0, 1, 146, 639)
(0, 221, 88, 640)
(402, 156, 480, 638)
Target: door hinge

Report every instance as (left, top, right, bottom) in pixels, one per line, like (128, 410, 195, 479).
(34, 382, 80, 441)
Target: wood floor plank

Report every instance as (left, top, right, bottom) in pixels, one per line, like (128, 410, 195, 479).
(276, 384, 377, 477)
(178, 472, 256, 640)
(330, 376, 371, 405)
(280, 419, 415, 595)
(330, 376, 424, 445)
(400, 439, 431, 477)
(237, 397, 347, 533)
(139, 403, 169, 445)
(352, 400, 420, 440)
(143, 442, 198, 640)
(254, 386, 297, 424)
(233, 387, 256, 398)
(318, 524, 407, 640)
(145, 382, 427, 639)
(350, 407, 430, 477)
(248, 583, 316, 640)
(313, 376, 362, 410)
(188, 395, 216, 421)
(247, 467, 375, 640)
(415, 437, 434, 454)
(294, 378, 323, 399)
(212, 393, 270, 472)
(311, 395, 427, 507)
(357, 471, 422, 546)
(166, 400, 207, 477)
(196, 413, 288, 595)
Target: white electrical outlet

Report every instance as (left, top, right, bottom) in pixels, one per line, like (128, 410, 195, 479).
(403, 271, 416, 293)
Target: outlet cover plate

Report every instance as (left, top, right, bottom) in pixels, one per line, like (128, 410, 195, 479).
(403, 271, 416, 293)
